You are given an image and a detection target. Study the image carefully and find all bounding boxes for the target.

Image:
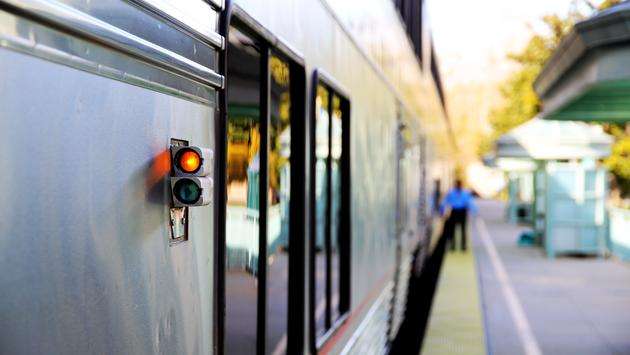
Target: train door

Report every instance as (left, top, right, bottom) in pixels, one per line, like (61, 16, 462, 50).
(419, 136, 431, 256)
(389, 115, 419, 342)
(220, 14, 306, 355)
(418, 135, 428, 243)
(412, 135, 430, 277)
(389, 117, 407, 342)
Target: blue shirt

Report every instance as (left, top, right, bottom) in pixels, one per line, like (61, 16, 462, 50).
(440, 188, 477, 215)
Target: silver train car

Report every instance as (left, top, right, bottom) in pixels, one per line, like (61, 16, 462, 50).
(0, 0, 453, 354)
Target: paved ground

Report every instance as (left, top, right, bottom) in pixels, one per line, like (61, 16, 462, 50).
(473, 200, 630, 355)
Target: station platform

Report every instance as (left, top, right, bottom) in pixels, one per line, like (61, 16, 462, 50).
(421, 200, 630, 355)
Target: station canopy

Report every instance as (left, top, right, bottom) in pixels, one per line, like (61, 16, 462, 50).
(495, 117, 613, 161)
(534, 3, 630, 122)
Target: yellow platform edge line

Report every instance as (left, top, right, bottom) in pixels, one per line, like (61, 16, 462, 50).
(420, 239, 487, 355)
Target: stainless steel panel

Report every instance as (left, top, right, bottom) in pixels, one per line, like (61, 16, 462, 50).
(0, 0, 224, 88)
(339, 285, 393, 355)
(0, 48, 215, 354)
(0, 10, 216, 105)
(130, 0, 224, 49)
(389, 255, 411, 340)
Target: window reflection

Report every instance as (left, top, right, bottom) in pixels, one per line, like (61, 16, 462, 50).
(330, 95, 342, 322)
(266, 54, 291, 355)
(226, 26, 260, 355)
(314, 84, 348, 342)
(314, 84, 329, 337)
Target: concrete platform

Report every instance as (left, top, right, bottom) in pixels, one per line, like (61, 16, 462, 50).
(422, 200, 630, 355)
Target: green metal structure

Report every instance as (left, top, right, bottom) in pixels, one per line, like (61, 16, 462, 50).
(535, 3, 630, 260)
(543, 161, 608, 258)
(535, 3, 630, 123)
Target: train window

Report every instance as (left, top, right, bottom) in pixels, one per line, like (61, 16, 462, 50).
(311, 72, 351, 348)
(224, 20, 306, 355)
(329, 94, 342, 322)
(314, 84, 329, 338)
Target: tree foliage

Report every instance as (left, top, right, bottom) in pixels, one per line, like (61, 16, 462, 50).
(598, 0, 624, 9)
(605, 125, 630, 199)
(486, 14, 578, 142)
(486, 0, 622, 141)
(484, 0, 629, 199)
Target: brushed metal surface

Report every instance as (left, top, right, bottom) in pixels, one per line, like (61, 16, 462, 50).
(0, 48, 215, 354)
(0, 9, 217, 104)
(0, 0, 224, 88)
(130, 0, 224, 49)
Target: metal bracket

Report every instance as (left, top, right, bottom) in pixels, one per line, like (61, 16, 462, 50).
(169, 206, 187, 243)
(169, 138, 189, 244)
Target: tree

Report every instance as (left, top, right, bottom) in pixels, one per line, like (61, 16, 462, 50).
(485, 14, 579, 144)
(605, 125, 630, 199)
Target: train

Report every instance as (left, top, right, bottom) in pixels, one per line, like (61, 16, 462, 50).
(0, 0, 454, 354)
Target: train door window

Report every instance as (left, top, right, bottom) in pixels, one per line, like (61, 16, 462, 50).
(266, 52, 294, 355)
(311, 72, 351, 348)
(224, 20, 306, 355)
(225, 25, 261, 355)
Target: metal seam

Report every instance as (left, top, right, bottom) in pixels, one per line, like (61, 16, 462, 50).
(0, 31, 212, 105)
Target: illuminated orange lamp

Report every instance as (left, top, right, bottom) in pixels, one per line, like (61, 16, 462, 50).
(177, 149, 201, 173)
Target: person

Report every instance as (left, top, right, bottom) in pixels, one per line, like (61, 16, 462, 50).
(440, 179, 477, 251)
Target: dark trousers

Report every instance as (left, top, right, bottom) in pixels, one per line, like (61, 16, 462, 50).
(445, 208, 467, 251)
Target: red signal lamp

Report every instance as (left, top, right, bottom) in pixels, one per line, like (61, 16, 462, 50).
(170, 146, 212, 176)
(177, 149, 202, 174)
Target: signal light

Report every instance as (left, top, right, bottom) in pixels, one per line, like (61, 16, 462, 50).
(170, 145, 213, 207)
(170, 146, 213, 176)
(177, 149, 201, 174)
(173, 178, 202, 204)
(170, 176, 212, 207)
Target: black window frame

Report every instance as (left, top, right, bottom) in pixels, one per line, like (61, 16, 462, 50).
(309, 69, 352, 351)
(218, 4, 307, 354)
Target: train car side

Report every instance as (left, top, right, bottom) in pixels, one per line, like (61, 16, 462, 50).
(0, 0, 451, 354)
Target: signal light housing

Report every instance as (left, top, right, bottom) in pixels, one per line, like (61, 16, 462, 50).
(171, 146, 213, 177)
(170, 176, 213, 207)
(169, 145, 213, 207)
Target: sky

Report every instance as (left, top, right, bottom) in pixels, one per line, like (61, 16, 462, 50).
(428, 0, 586, 89)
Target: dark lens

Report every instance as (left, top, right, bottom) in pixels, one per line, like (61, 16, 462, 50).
(174, 179, 201, 204)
